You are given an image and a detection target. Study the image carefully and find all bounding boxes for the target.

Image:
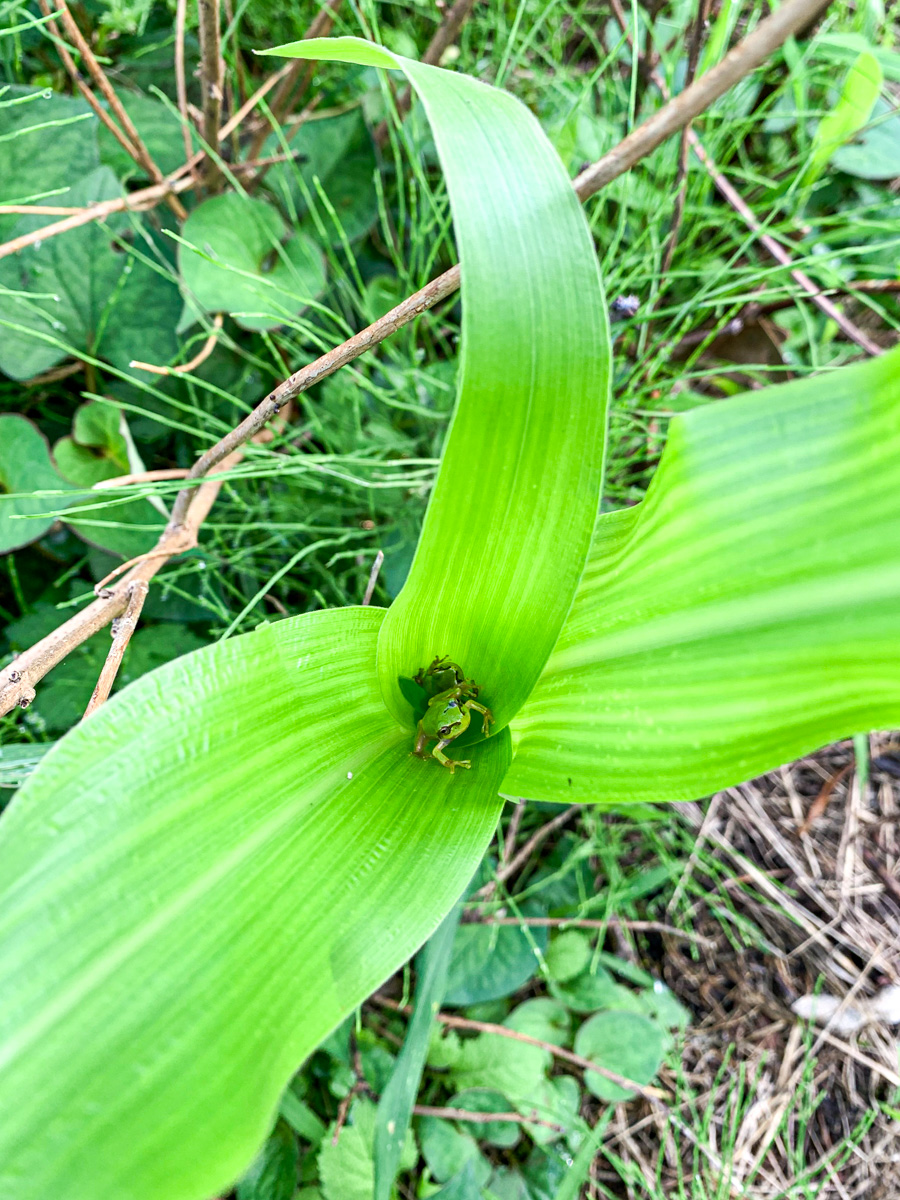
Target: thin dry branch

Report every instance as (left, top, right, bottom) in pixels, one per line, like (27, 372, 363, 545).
(82, 580, 149, 717)
(373, 996, 669, 1101)
(0, 86, 297, 263)
(131, 313, 224, 375)
(0, 452, 242, 715)
(197, 0, 224, 191)
(175, 0, 199, 187)
(0, 0, 841, 717)
(373, 0, 477, 147)
(38, 0, 141, 163)
(411, 1105, 565, 1133)
(362, 550, 384, 605)
(573, 0, 832, 200)
(606, 0, 878, 355)
(46, 0, 188, 219)
(685, 130, 880, 355)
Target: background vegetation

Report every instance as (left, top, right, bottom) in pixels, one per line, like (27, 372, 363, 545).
(1, 0, 899, 1196)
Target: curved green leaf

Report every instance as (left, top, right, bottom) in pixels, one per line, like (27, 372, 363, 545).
(0, 607, 508, 1200)
(263, 38, 610, 733)
(802, 49, 882, 188)
(506, 348, 900, 805)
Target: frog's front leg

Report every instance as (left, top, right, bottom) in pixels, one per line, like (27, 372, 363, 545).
(432, 740, 471, 773)
(465, 700, 494, 735)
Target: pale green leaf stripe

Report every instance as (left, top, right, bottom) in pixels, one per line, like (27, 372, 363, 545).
(0, 607, 508, 1200)
(506, 348, 900, 805)
(262, 38, 610, 733)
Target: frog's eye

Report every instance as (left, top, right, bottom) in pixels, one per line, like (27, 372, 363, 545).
(438, 725, 452, 736)
(446, 699, 458, 708)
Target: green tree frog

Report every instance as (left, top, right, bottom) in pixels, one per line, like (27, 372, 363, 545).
(411, 656, 493, 774)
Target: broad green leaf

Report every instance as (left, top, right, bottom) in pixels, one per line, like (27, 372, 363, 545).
(504, 997, 571, 1047)
(279, 1090, 326, 1144)
(573, 1011, 665, 1102)
(549, 965, 622, 1014)
(0, 414, 73, 552)
(0, 743, 52, 790)
(444, 914, 548, 1005)
(97, 92, 189, 180)
(522, 1075, 580, 1146)
(262, 38, 610, 733)
(451, 1025, 549, 1102)
(0, 167, 177, 383)
(374, 905, 461, 1200)
(178, 193, 326, 331)
(265, 110, 379, 244)
(801, 50, 882, 187)
(0, 167, 124, 379)
(98, 235, 184, 380)
(428, 1161, 484, 1200)
(319, 1098, 416, 1200)
(419, 1117, 490, 1186)
(0, 88, 98, 240)
(0, 607, 509, 1200)
(54, 399, 131, 486)
(544, 931, 592, 983)
(449, 1089, 520, 1148)
(507, 348, 900, 805)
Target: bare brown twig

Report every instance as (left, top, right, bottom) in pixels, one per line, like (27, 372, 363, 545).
(174, 0, 199, 187)
(0, 451, 242, 715)
(659, 0, 711, 279)
(362, 550, 384, 605)
(197, 0, 224, 191)
(573, 0, 832, 201)
(372, 996, 669, 1102)
(411, 1105, 565, 1133)
(607, 0, 878, 355)
(0, 0, 842, 718)
(130, 313, 224, 376)
(43, 0, 188, 219)
(82, 580, 149, 718)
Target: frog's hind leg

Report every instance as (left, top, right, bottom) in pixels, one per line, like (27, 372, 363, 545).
(412, 721, 430, 759)
(433, 741, 471, 773)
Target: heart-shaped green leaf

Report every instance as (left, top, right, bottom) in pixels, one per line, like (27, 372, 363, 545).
(0, 166, 182, 382)
(0, 414, 74, 552)
(506, 347, 900, 804)
(574, 1011, 665, 1102)
(0, 88, 98, 241)
(178, 193, 326, 331)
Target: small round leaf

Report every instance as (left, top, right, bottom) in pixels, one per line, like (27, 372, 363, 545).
(573, 1011, 665, 1102)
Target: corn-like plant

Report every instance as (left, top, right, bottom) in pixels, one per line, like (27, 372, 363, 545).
(0, 39, 898, 1200)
